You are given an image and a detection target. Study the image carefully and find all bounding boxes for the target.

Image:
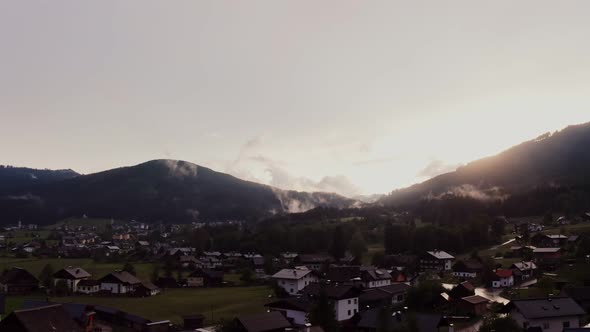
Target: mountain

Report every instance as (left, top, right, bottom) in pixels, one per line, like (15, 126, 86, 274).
(0, 160, 357, 225)
(381, 122, 590, 206)
(0, 165, 79, 194)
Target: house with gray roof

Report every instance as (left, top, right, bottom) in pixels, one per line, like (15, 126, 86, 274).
(420, 250, 455, 272)
(272, 266, 318, 295)
(507, 297, 586, 332)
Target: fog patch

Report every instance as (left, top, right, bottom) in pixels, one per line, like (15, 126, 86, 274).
(426, 184, 509, 201)
(160, 160, 198, 177)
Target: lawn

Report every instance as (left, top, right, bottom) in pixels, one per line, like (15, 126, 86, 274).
(50, 286, 272, 324)
(0, 257, 158, 281)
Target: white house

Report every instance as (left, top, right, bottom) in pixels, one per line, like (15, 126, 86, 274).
(302, 284, 361, 321)
(272, 266, 318, 295)
(98, 271, 141, 294)
(492, 269, 514, 288)
(360, 267, 392, 288)
(77, 279, 100, 294)
(420, 250, 455, 272)
(509, 297, 585, 332)
(265, 298, 312, 325)
(510, 261, 538, 282)
(52, 267, 92, 293)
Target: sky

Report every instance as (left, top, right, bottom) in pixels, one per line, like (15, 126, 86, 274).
(1, 1, 590, 196)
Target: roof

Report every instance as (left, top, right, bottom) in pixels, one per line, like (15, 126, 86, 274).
(495, 269, 513, 278)
(302, 283, 361, 300)
(426, 250, 454, 260)
(510, 297, 586, 319)
(272, 267, 313, 280)
(461, 295, 490, 305)
(453, 259, 483, 271)
(54, 267, 92, 280)
(140, 281, 160, 291)
(547, 235, 568, 239)
(361, 267, 393, 281)
(98, 271, 141, 285)
(298, 253, 334, 263)
(0, 304, 83, 332)
(356, 309, 446, 331)
(325, 265, 361, 282)
(511, 261, 538, 271)
(265, 298, 312, 312)
(237, 311, 291, 332)
(78, 279, 100, 287)
(533, 247, 561, 253)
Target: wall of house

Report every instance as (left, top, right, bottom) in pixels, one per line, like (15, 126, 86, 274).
(492, 276, 514, 288)
(271, 309, 308, 325)
(334, 297, 358, 321)
(367, 280, 391, 288)
(277, 275, 318, 295)
(188, 277, 204, 287)
(101, 282, 130, 294)
(511, 310, 580, 332)
(452, 271, 477, 278)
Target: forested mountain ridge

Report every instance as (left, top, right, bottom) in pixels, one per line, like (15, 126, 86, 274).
(0, 165, 79, 194)
(0, 160, 358, 225)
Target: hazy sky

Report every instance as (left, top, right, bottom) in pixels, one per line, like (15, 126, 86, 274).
(2, 1, 590, 196)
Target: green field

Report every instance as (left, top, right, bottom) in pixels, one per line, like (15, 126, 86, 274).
(5, 286, 272, 325)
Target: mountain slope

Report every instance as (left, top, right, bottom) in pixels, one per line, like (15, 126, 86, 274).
(0, 165, 79, 194)
(381, 122, 590, 205)
(0, 160, 357, 224)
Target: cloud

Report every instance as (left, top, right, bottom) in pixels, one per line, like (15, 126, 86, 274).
(426, 184, 509, 202)
(418, 160, 461, 178)
(160, 160, 198, 177)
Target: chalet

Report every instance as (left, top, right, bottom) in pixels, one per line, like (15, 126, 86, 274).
(235, 311, 292, 332)
(359, 283, 410, 308)
(533, 247, 562, 267)
(507, 297, 586, 332)
(448, 281, 475, 301)
(356, 309, 452, 332)
(53, 267, 92, 293)
(302, 284, 361, 321)
(0, 267, 39, 295)
(297, 253, 334, 271)
(136, 281, 160, 297)
(420, 250, 454, 272)
(187, 269, 224, 287)
(77, 279, 100, 294)
(491, 269, 514, 288)
(265, 297, 313, 325)
(531, 234, 568, 248)
(360, 267, 392, 288)
(452, 260, 483, 279)
(510, 261, 538, 282)
(272, 266, 318, 295)
(458, 295, 489, 316)
(98, 271, 141, 295)
(0, 304, 85, 332)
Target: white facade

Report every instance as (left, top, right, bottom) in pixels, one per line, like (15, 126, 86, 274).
(511, 310, 580, 332)
(492, 276, 514, 288)
(54, 278, 83, 292)
(271, 309, 308, 325)
(452, 271, 477, 279)
(276, 274, 318, 295)
(366, 279, 391, 288)
(77, 284, 100, 294)
(101, 282, 134, 294)
(334, 297, 358, 321)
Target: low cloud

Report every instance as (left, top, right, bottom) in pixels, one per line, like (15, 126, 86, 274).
(418, 160, 461, 178)
(160, 160, 198, 177)
(426, 184, 509, 201)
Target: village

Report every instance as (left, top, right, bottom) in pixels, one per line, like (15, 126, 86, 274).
(0, 214, 590, 332)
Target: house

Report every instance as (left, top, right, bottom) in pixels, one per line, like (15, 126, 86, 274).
(448, 281, 475, 301)
(235, 311, 292, 332)
(0, 267, 39, 295)
(360, 267, 392, 288)
(77, 279, 100, 294)
(458, 295, 489, 316)
(179, 255, 202, 268)
(452, 260, 483, 279)
(297, 254, 334, 271)
(136, 281, 160, 297)
(53, 267, 92, 293)
(98, 271, 141, 294)
(510, 245, 537, 258)
(382, 254, 419, 273)
(359, 283, 410, 308)
(531, 234, 568, 248)
(265, 297, 313, 325)
(510, 261, 538, 282)
(492, 269, 514, 288)
(199, 256, 222, 269)
(302, 283, 361, 321)
(187, 269, 224, 287)
(356, 309, 452, 332)
(272, 266, 318, 295)
(0, 304, 85, 332)
(533, 247, 562, 267)
(252, 254, 265, 275)
(420, 250, 454, 272)
(507, 297, 586, 332)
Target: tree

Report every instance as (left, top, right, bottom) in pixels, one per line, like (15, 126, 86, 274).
(405, 280, 445, 311)
(38, 263, 54, 289)
(151, 264, 160, 283)
(123, 262, 136, 276)
(331, 226, 346, 261)
(308, 286, 339, 332)
(372, 251, 385, 267)
(177, 269, 184, 283)
(479, 316, 522, 332)
(239, 268, 254, 284)
(376, 306, 392, 332)
(348, 231, 367, 263)
(164, 258, 174, 278)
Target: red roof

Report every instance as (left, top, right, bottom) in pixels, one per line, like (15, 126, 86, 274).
(495, 269, 513, 278)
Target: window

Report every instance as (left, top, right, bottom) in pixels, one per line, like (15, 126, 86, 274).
(348, 299, 351, 304)
(563, 321, 570, 328)
(543, 322, 550, 329)
(348, 310, 351, 316)
(354, 298, 358, 304)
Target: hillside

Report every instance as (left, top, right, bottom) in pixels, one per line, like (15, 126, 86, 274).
(381, 122, 590, 206)
(0, 160, 357, 225)
(0, 165, 79, 194)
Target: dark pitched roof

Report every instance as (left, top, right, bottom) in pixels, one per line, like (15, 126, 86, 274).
(54, 267, 92, 280)
(0, 267, 39, 285)
(376, 283, 411, 294)
(0, 304, 83, 332)
(325, 265, 360, 283)
(356, 309, 446, 332)
(78, 279, 100, 287)
(298, 254, 334, 264)
(302, 283, 361, 300)
(461, 295, 489, 305)
(237, 311, 291, 332)
(265, 298, 312, 312)
(361, 267, 393, 281)
(139, 281, 159, 291)
(511, 297, 586, 319)
(98, 271, 141, 285)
